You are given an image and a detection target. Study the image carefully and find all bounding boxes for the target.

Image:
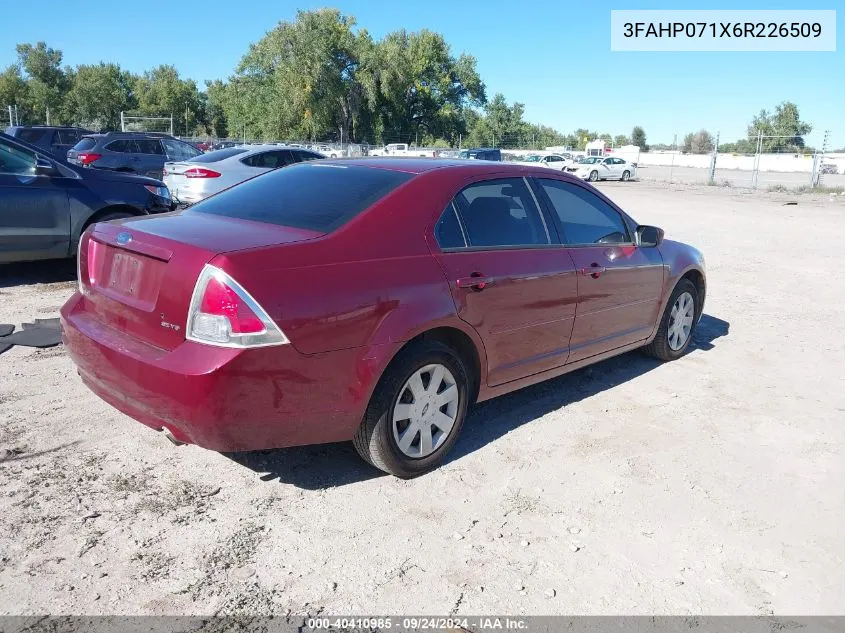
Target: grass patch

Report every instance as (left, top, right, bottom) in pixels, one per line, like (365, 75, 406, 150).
(795, 185, 845, 195)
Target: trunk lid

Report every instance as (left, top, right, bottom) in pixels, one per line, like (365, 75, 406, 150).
(80, 212, 323, 351)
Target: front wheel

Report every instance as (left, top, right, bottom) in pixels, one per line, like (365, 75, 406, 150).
(643, 279, 698, 361)
(588, 170, 599, 182)
(353, 340, 469, 478)
(621, 170, 631, 181)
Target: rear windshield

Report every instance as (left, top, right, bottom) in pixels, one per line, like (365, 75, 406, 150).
(189, 163, 414, 232)
(190, 147, 248, 163)
(73, 137, 98, 151)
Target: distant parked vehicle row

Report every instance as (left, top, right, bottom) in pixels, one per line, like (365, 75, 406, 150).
(163, 144, 325, 205)
(0, 132, 174, 264)
(5, 125, 94, 159)
(67, 131, 202, 180)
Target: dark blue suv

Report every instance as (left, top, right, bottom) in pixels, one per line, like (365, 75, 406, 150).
(67, 132, 202, 180)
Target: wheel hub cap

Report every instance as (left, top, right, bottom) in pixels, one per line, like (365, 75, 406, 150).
(668, 291, 695, 351)
(392, 363, 459, 459)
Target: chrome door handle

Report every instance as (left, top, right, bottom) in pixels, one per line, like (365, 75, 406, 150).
(456, 274, 493, 290)
(578, 264, 606, 278)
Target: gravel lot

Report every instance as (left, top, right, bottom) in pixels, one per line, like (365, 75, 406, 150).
(1, 181, 844, 617)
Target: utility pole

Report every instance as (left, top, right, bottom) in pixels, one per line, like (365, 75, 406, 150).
(185, 102, 189, 137)
(46, 106, 50, 125)
(8, 105, 13, 127)
(708, 131, 720, 185)
(669, 133, 677, 183)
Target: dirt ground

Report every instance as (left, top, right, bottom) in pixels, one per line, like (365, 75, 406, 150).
(1, 181, 844, 617)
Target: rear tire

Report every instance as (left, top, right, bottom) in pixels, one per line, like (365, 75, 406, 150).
(621, 170, 631, 181)
(643, 279, 698, 361)
(353, 340, 469, 478)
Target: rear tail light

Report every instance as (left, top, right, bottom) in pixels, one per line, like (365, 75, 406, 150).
(77, 152, 102, 165)
(184, 167, 221, 178)
(186, 264, 288, 348)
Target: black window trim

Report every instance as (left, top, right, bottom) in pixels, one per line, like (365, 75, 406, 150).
(529, 176, 636, 248)
(435, 176, 562, 253)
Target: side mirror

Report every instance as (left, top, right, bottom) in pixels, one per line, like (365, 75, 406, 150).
(637, 225, 664, 247)
(35, 157, 58, 177)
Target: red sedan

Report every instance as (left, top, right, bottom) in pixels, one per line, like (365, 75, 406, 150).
(61, 158, 706, 478)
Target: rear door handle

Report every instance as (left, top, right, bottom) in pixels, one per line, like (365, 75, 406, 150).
(456, 274, 493, 290)
(578, 263, 606, 278)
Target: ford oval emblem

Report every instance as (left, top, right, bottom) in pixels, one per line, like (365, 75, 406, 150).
(116, 232, 132, 245)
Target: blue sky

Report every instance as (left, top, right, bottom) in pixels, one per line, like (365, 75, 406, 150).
(1, 0, 840, 147)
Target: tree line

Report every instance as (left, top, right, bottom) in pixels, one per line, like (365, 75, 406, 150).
(0, 9, 650, 150)
(0, 9, 815, 153)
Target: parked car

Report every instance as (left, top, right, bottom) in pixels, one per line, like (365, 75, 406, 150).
(4, 125, 94, 159)
(567, 156, 636, 182)
(0, 131, 174, 264)
(61, 159, 705, 478)
(820, 163, 839, 175)
(458, 147, 502, 161)
(66, 132, 202, 180)
(163, 144, 325, 206)
(515, 153, 573, 170)
(315, 144, 340, 158)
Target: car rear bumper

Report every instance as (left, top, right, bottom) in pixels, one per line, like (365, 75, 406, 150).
(61, 293, 373, 452)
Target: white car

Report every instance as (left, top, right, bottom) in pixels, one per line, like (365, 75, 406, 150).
(566, 156, 636, 182)
(163, 144, 324, 205)
(515, 153, 573, 170)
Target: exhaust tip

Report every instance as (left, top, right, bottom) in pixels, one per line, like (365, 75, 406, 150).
(161, 427, 186, 446)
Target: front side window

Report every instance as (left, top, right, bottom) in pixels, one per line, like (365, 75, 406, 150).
(538, 179, 630, 245)
(0, 137, 37, 175)
(105, 139, 131, 153)
(453, 178, 549, 248)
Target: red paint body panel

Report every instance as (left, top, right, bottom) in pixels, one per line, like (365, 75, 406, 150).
(61, 160, 706, 453)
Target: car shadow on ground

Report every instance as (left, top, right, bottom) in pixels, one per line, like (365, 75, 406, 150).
(0, 259, 77, 289)
(225, 314, 730, 490)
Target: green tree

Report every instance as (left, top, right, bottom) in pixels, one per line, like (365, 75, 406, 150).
(203, 80, 228, 137)
(684, 129, 713, 154)
(134, 65, 202, 134)
(15, 42, 68, 123)
(613, 134, 629, 147)
(361, 28, 485, 145)
(66, 63, 136, 130)
(0, 64, 30, 124)
(631, 126, 648, 150)
(747, 101, 811, 152)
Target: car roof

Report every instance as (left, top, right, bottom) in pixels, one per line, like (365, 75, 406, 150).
(318, 157, 586, 178)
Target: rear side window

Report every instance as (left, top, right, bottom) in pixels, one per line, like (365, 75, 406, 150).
(55, 129, 80, 145)
(190, 163, 413, 232)
(134, 139, 164, 155)
(17, 129, 45, 143)
(241, 150, 294, 168)
(191, 147, 248, 163)
(537, 179, 630, 245)
(453, 178, 549, 248)
(435, 204, 466, 249)
(105, 140, 131, 152)
(73, 137, 98, 151)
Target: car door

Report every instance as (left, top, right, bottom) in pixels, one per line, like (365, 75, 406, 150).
(534, 177, 664, 362)
(133, 138, 166, 179)
(0, 137, 70, 262)
(431, 177, 579, 386)
(600, 157, 618, 179)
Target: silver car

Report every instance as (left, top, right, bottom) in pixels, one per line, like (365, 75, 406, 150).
(163, 144, 325, 205)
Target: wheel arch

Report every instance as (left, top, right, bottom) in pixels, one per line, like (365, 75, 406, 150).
(72, 204, 146, 255)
